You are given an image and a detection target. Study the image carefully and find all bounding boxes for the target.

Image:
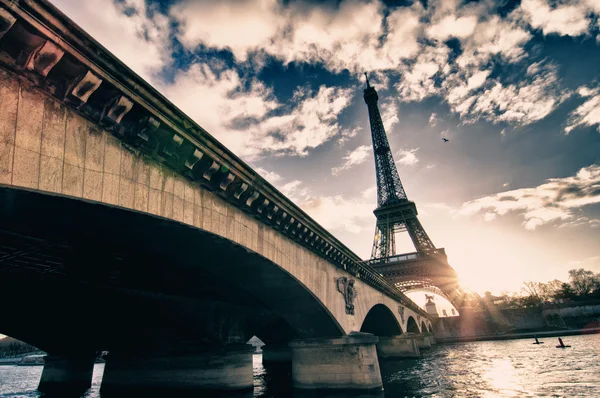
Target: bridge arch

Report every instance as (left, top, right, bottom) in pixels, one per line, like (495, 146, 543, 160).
(421, 321, 428, 334)
(406, 316, 420, 334)
(359, 304, 402, 337)
(0, 187, 347, 353)
(0, 68, 433, 349)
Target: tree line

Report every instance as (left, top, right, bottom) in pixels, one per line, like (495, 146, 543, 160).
(489, 268, 600, 309)
(0, 336, 42, 358)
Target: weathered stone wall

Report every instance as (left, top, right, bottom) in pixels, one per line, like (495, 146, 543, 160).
(501, 308, 547, 330)
(543, 304, 600, 318)
(290, 334, 382, 390)
(0, 68, 429, 336)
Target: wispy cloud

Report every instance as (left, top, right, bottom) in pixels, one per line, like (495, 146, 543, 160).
(396, 148, 420, 166)
(517, 0, 593, 37)
(381, 102, 400, 132)
(279, 180, 309, 203)
(301, 195, 373, 234)
(466, 63, 570, 125)
(254, 167, 283, 185)
(172, 0, 284, 62)
(332, 145, 372, 175)
(429, 113, 439, 127)
(54, 0, 600, 141)
(50, 0, 171, 81)
(565, 86, 600, 134)
(459, 164, 600, 230)
(338, 126, 361, 146)
(160, 65, 353, 160)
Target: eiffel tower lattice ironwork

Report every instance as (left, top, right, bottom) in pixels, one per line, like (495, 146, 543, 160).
(363, 73, 435, 259)
(363, 73, 460, 304)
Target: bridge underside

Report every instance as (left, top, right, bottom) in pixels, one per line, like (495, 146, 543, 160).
(0, 186, 345, 354)
(0, 186, 435, 392)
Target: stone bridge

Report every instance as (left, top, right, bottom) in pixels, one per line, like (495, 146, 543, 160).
(0, 0, 434, 394)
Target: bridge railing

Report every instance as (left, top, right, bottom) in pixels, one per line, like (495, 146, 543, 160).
(0, 0, 429, 319)
(366, 248, 447, 266)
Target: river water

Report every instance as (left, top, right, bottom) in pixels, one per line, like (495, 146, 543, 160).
(1, 334, 599, 397)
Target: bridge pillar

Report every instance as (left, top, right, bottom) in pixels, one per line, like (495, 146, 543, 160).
(262, 344, 292, 364)
(376, 335, 420, 359)
(38, 354, 95, 393)
(289, 332, 382, 391)
(100, 344, 254, 394)
(432, 318, 449, 338)
(426, 332, 437, 345)
(414, 334, 432, 350)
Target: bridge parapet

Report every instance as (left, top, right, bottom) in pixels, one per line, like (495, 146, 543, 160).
(0, 0, 427, 317)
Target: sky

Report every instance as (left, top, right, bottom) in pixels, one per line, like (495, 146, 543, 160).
(47, 0, 600, 296)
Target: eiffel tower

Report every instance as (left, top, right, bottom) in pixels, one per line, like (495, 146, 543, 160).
(363, 74, 460, 303)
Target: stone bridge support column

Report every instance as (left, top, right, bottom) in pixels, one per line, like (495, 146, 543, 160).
(289, 332, 382, 391)
(38, 353, 96, 393)
(426, 332, 437, 345)
(432, 318, 448, 338)
(100, 344, 254, 394)
(414, 334, 432, 350)
(262, 344, 292, 364)
(376, 335, 420, 359)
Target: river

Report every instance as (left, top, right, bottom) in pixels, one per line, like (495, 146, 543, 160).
(1, 334, 599, 397)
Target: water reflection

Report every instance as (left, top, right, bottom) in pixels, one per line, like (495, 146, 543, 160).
(1, 334, 599, 398)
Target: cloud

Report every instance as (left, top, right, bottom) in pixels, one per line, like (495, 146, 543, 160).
(170, 0, 402, 72)
(171, 0, 284, 62)
(394, 11, 565, 127)
(565, 86, 600, 134)
(381, 103, 400, 132)
(159, 64, 353, 159)
(466, 64, 570, 125)
(396, 148, 420, 166)
(362, 186, 377, 202)
(50, 0, 171, 82)
(396, 45, 450, 102)
(426, 14, 478, 40)
(459, 164, 600, 229)
(518, 0, 592, 37)
(52, 0, 596, 150)
(483, 212, 497, 222)
(338, 126, 361, 146)
(256, 177, 375, 234)
(331, 145, 372, 175)
(254, 167, 282, 185)
(301, 195, 374, 234)
(158, 63, 275, 158)
(429, 113, 439, 127)
(279, 180, 309, 203)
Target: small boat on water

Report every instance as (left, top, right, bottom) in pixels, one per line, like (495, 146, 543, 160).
(556, 337, 571, 348)
(16, 354, 45, 366)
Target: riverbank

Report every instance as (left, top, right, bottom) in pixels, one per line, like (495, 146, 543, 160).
(0, 351, 45, 365)
(438, 326, 600, 343)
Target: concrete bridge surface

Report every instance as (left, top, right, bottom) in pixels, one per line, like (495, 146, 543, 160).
(0, 0, 435, 394)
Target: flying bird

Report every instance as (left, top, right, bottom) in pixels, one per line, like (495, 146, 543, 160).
(442, 138, 449, 143)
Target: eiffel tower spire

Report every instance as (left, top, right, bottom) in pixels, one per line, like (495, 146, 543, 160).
(363, 74, 436, 259)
